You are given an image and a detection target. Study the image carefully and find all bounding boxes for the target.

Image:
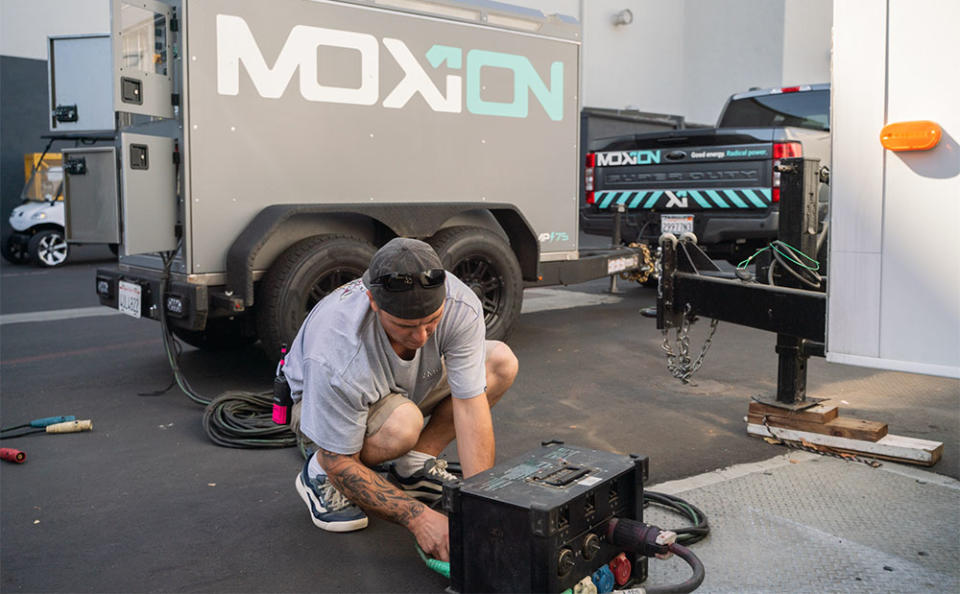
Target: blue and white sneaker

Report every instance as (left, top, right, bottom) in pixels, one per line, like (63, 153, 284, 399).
(295, 459, 368, 532)
(388, 457, 462, 503)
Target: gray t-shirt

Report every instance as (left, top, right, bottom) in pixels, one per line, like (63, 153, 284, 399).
(283, 273, 487, 455)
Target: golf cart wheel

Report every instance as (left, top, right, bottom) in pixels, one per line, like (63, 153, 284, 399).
(256, 235, 376, 359)
(2, 234, 30, 264)
(428, 226, 523, 341)
(28, 229, 69, 267)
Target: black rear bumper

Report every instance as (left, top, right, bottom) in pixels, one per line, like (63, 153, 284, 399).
(580, 207, 778, 247)
(95, 266, 209, 330)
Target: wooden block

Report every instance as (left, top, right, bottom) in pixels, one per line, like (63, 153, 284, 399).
(747, 413, 888, 442)
(748, 401, 838, 423)
(746, 423, 943, 466)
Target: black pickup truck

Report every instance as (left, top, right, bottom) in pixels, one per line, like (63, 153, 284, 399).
(581, 84, 829, 263)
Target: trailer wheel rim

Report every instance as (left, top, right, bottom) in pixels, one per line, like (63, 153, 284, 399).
(453, 256, 504, 324)
(305, 267, 362, 313)
(38, 233, 68, 266)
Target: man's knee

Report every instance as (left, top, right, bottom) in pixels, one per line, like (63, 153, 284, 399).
(485, 341, 518, 401)
(368, 401, 424, 453)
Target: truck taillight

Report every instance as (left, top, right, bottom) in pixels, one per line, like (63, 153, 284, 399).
(584, 152, 596, 202)
(773, 143, 802, 159)
(772, 142, 802, 202)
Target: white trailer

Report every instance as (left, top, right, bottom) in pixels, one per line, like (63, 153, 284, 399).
(66, 0, 641, 356)
(828, 0, 960, 379)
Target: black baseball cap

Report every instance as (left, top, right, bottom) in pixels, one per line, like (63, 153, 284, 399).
(363, 238, 447, 319)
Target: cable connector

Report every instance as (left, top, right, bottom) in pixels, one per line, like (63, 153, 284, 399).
(0, 448, 26, 463)
(572, 575, 598, 594)
(45, 420, 93, 434)
(31, 415, 77, 428)
(1, 415, 76, 432)
(607, 518, 677, 559)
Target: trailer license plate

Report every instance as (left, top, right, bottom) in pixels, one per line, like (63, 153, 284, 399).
(118, 281, 142, 319)
(661, 214, 694, 235)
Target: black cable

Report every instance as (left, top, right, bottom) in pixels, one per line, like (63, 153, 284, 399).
(152, 240, 297, 448)
(770, 241, 821, 289)
(0, 430, 44, 440)
(643, 491, 710, 546)
(202, 390, 297, 449)
(643, 543, 705, 594)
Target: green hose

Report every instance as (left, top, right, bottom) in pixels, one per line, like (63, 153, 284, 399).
(416, 544, 450, 578)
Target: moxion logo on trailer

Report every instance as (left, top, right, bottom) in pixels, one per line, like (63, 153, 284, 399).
(216, 15, 564, 120)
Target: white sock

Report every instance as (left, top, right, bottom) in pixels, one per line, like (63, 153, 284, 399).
(307, 452, 326, 478)
(392, 450, 434, 478)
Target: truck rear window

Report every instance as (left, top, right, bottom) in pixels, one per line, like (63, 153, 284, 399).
(719, 90, 829, 131)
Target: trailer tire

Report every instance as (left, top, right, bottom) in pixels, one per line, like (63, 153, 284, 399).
(28, 229, 69, 267)
(429, 226, 523, 341)
(171, 318, 257, 351)
(256, 235, 376, 358)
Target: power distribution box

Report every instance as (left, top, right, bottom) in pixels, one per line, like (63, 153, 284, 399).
(63, 147, 120, 244)
(444, 443, 648, 593)
(48, 35, 114, 133)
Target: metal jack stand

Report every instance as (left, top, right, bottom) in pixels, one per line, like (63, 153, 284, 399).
(656, 158, 943, 465)
(658, 158, 827, 410)
(609, 204, 625, 294)
(656, 160, 944, 465)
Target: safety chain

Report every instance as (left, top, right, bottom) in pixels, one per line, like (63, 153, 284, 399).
(619, 243, 656, 284)
(660, 304, 719, 384)
(760, 415, 882, 468)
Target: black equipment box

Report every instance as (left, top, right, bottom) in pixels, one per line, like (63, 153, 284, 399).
(444, 442, 648, 593)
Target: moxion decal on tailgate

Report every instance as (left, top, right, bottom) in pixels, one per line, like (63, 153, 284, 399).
(216, 15, 564, 120)
(596, 150, 662, 166)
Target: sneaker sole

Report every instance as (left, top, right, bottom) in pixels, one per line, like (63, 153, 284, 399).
(295, 474, 369, 532)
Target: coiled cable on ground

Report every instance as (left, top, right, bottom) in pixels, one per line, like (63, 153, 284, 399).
(202, 390, 297, 449)
(154, 243, 297, 449)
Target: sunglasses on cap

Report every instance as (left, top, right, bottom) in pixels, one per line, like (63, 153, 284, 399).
(370, 269, 446, 291)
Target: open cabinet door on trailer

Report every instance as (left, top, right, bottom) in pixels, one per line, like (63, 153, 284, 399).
(827, 0, 959, 379)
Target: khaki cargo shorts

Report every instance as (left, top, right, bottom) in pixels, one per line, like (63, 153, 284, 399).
(292, 341, 496, 445)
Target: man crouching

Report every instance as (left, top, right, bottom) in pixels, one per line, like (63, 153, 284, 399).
(282, 237, 518, 561)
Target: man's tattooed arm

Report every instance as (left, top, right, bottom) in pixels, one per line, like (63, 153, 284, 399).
(316, 448, 426, 527)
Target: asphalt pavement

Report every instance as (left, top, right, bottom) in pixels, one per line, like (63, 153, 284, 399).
(1, 236, 957, 592)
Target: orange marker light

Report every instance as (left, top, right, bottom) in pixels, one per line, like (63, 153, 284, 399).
(880, 120, 942, 151)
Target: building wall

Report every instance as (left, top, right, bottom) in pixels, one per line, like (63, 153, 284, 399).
(782, 0, 833, 87)
(513, 0, 832, 124)
(681, 0, 786, 124)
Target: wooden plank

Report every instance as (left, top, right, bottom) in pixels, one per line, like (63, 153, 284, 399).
(746, 423, 943, 466)
(748, 401, 838, 423)
(747, 413, 888, 441)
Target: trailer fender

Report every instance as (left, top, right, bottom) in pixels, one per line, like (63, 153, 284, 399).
(227, 203, 538, 306)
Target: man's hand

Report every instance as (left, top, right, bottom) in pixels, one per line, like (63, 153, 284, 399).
(317, 448, 450, 560)
(408, 507, 450, 562)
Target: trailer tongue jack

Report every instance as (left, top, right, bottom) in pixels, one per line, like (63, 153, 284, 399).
(656, 158, 943, 467)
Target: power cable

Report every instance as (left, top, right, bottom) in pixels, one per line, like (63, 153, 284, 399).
(737, 240, 822, 289)
(153, 240, 297, 449)
(642, 490, 710, 546)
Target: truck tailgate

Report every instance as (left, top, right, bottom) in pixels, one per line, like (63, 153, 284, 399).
(592, 139, 774, 214)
